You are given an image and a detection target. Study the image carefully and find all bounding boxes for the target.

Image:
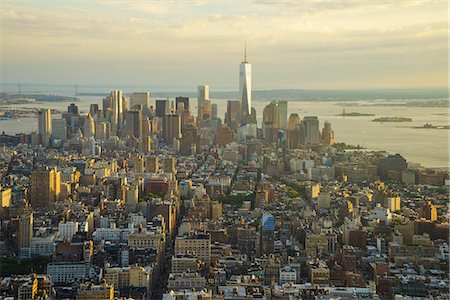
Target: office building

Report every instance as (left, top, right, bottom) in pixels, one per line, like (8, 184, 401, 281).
(51, 119, 67, 142)
(211, 103, 218, 119)
(197, 85, 211, 126)
(30, 167, 61, 208)
(38, 108, 52, 147)
(321, 121, 334, 145)
(68, 103, 79, 115)
(278, 100, 288, 129)
(262, 101, 280, 144)
(156, 99, 169, 117)
(125, 110, 143, 138)
(261, 212, 275, 255)
(106, 90, 124, 131)
(131, 92, 151, 112)
(162, 114, 181, 145)
(18, 211, 33, 259)
(83, 113, 95, 138)
(175, 96, 189, 112)
(225, 100, 241, 130)
(302, 116, 320, 145)
(239, 46, 252, 117)
(95, 122, 108, 140)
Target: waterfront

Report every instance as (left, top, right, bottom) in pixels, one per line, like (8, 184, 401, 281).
(0, 96, 448, 168)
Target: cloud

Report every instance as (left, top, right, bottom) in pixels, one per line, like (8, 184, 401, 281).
(0, 1, 447, 89)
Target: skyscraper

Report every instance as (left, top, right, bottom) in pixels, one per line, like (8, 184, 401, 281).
(125, 110, 143, 138)
(262, 101, 280, 144)
(109, 90, 124, 130)
(225, 100, 241, 130)
(302, 116, 320, 145)
(155, 99, 169, 117)
(52, 119, 67, 142)
(239, 45, 251, 118)
(197, 85, 211, 127)
(18, 211, 33, 259)
(176, 96, 189, 112)
(83, 113, 95, 138)
(30, 167, 61, 208)
(278, 101, 288, 129)
(131, 92, 151, 112)
(321, 121, 334, 145)
(163, 113, 182, 145)
(197, 85, 209, 102)
(38, 108, 52, 147)
(261, 212, 275, 255)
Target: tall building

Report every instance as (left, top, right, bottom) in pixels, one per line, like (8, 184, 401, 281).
(321, 121, 334, 145)
(83, 113, 95, 138)
(18, 211, 33, 259)
(95, 122, 108, 140)
(176, 96, 189, 112)
(302, 116, 320, 145)
(211, 103, 218, 119)
(125, 110, 143, 138)
(131, 92, 151, 112)
(30, 167, 61, 208)
(38, 109, 52, 147)
(262, 101, 280, 144)
(261, 213, 275, 255)
(162, 114, 181, 145)
(108, 90, 124, 131)
(197, 85, 209, 102)
(225, 100, 241, 130)
(239, 45, 252, 118)
(197, 85, 211, 126)
(68, 103, 79, 115)
(287, 113, 301, 131)
(278, 101, 288, 129)
(52, 119, 67, 142)
(155, 99, 169, 117)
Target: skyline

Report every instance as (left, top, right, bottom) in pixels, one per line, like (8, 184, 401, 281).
(1, 1, 448, 90)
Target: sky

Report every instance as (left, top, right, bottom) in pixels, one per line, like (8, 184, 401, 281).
(0, 0, 448, 91)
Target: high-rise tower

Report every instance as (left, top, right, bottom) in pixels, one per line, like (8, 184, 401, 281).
(38, 108, 52, 147)
(239, 43, 252, 117)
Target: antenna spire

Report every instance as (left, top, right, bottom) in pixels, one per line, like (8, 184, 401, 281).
(244, 41, 247, 61)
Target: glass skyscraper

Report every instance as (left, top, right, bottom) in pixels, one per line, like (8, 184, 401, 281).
(239, 47, 251, 117)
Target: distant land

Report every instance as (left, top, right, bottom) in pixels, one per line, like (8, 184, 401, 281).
(0, 84, 447, 102)
(372, 117, 413, 122)
(0, 93, 78, 104)
(75, 88, 448, 101)
(336, 112, 375, 117)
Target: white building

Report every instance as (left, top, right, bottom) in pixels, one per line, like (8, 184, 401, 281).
(30, 235, 56, 257)
(58, 221, 79, 240)
(280, 266, 297, 284)
(92, 227, 136, 243)
(47, 262, 92, 283)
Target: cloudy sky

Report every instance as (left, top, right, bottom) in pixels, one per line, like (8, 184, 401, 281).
(0, 0, 448, 91)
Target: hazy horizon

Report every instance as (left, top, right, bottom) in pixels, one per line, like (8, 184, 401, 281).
(1, 1, 448, 90)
